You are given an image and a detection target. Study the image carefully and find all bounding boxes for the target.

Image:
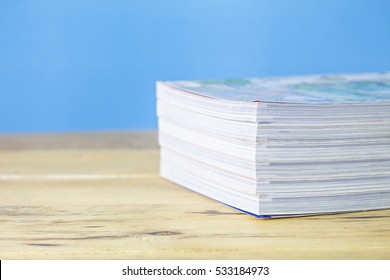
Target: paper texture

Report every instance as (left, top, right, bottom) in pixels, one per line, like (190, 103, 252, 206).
(164, 72, 390, 103)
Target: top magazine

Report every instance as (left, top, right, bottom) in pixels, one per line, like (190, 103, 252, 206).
(157, 73, 390, 218)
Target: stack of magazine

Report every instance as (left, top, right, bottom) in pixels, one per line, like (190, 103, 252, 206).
(156, 73, 390, 218)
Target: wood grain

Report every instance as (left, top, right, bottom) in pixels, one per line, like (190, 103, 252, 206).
(0, 131, 389, 259)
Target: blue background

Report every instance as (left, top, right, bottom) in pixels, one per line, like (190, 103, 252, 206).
(1, 0, 389, 133)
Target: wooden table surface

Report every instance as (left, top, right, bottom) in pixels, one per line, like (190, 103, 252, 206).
(0, 131, 389, 259)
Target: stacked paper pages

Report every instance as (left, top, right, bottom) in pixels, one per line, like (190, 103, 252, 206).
(157, 73, 390, 217)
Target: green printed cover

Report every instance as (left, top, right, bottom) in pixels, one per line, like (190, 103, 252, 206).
(164, 72, 390, 103)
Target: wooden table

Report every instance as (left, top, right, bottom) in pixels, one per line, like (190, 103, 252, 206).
(0, 131, 389, 259)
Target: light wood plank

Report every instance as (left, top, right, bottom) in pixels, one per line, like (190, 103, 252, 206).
(0, 132, 389, 259)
